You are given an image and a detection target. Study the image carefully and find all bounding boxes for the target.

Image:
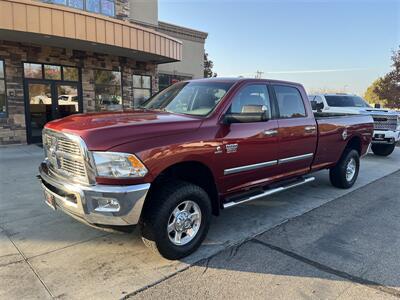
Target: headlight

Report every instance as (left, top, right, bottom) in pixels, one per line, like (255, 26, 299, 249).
(92, 152, 148, 178)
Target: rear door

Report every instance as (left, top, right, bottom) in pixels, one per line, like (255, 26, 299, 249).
(273, 84, 318, 176)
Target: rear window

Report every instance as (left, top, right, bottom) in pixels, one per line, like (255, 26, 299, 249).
(325, 95, 370, 108)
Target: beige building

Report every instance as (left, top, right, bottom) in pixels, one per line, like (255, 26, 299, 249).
(0, 0, 207, 144)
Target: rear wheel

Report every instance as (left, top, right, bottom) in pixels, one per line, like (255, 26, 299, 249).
(371, 144, 396, 157)
(140, 180, 211, 260)
(329, 149, 360, 189)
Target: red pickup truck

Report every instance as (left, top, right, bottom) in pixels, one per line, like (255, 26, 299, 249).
(38, 78, 373, 259)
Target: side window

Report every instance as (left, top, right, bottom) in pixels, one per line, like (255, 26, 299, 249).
(230, 85, 272, 119)
(274, 85, 306, 118)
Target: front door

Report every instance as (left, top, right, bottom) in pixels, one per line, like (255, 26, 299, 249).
(26, 81, 81, 143)
(218, 83, 281, 194)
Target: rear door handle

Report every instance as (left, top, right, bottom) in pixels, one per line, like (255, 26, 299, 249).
(304, 126, 316, 133)
(263, 129, 278, 136)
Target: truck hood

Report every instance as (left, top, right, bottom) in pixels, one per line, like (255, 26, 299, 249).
(45, 110, 203, 150)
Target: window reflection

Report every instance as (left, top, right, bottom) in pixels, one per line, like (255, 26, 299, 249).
(94, 70, 122, 111)
(63, 67, 79, 81)
(132, 75, 152, 107)
(44, 65, 61, 80)
(0, 63, 6, 116)
(24, 63, 42, 79)
(46, 0, 115, 17)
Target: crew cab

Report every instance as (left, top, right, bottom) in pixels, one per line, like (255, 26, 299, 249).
(308, 93, 400, 156)
(38, 78, 373, 259)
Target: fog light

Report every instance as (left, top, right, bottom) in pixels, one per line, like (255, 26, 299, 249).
(94, 197, 120, 212)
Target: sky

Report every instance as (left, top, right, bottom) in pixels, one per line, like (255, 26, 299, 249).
(159, 0, 400, 95)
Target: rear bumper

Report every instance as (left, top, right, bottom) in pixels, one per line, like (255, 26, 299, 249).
(372, 130, 400, 144)
(38, 160, 150, 227)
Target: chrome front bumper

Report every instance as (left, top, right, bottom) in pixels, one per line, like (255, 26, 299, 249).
(372, 130, 400, 144)
(38, 160, 150, 227)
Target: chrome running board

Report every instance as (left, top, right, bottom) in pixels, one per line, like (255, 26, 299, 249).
(223, 177, 315, 209)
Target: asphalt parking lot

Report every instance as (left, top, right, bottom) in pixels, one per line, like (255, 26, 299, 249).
(1, 145, 400, 299)
(132, 170, 400, 300)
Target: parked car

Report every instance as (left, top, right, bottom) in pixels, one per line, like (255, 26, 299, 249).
(38, 78, 373, 259)
(31, 95, 52, 104)
(308, 93, 400, 156)
(58, 94, 79, 111)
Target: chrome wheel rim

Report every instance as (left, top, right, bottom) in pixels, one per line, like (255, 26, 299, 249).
(167, 200, 202, 246)
(346, 158, 356, 182)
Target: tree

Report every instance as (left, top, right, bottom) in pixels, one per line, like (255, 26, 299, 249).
(364, 78, 387, 107)
(204, 53, 217, 78)
(374, 47, 400, 108)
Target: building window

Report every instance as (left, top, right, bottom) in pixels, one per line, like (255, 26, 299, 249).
(68, 0, 84, 9)
(94, 70, 122, 111)
(23, 63, 79, 82)
(44, 65, 62, 80)
(0, 60, 6, 117)
(63, 67, 79, 81)
(159, 73, 192, 91)
(132, 75, 152, 107)
(24, 63, 43, 79)
(46, 0, 115, 17)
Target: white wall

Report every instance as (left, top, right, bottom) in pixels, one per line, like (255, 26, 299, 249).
(158, 37, 205, 79)
(129, 0, 158, 26)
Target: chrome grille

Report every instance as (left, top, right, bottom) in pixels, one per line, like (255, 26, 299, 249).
(42, 129, 89, 184)
(58, 156, 86, 177)
(372, 115, 398, 131)
(57, 137, 81, 155)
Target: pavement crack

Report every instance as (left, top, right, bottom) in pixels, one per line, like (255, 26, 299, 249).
(1, 225, 56, 299)
(251, 238, 400, 298)
(201, 257, 210, 275)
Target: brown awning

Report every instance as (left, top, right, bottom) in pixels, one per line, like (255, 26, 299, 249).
(0, 0, 182, 63)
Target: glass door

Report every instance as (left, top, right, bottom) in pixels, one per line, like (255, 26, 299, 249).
(55, 83, 80, 119)
(26, 82, 82, 143)
(27, 82, 53, 143)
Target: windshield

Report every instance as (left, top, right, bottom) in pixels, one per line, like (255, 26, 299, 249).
(141, 81, 234, 116)
(325, 95, 371, 108)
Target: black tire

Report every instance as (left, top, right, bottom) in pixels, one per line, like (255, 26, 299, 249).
(140, 180, 212, 260)
(371, 143, 396, 157)
(329, 149, 360, 189)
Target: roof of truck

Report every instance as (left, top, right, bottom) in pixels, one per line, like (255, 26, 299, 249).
(188, 77, 303, 87)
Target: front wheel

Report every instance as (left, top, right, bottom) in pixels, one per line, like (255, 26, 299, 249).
(371, 143, 396, 157)
(140, 180, 212, 260)
(329, 149, 360, 189)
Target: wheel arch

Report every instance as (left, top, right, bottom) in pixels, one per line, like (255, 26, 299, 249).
(345, 135, 362, 155)
(145, 160, 220, 216)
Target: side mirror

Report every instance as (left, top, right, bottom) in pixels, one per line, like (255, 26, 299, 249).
(374, 103, 381, 109)
(223, 112, 267, 124)
(316, 102, 324, 112)
(310, 101, 317, 110)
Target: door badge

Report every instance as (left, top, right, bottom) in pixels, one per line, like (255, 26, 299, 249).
(226, 144, 238, 153)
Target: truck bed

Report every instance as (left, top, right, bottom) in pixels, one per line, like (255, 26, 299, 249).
(311, 113, 374, 171)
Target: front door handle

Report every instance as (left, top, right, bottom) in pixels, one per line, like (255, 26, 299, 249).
(263, 129, 278, 136)
(304, 126, 316, 133)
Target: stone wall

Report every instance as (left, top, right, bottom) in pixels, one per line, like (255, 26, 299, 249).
(0, 41, 157, 144)
(0, 42, 26, 145)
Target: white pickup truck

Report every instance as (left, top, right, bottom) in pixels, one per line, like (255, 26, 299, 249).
(308, 93, 400, 156)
